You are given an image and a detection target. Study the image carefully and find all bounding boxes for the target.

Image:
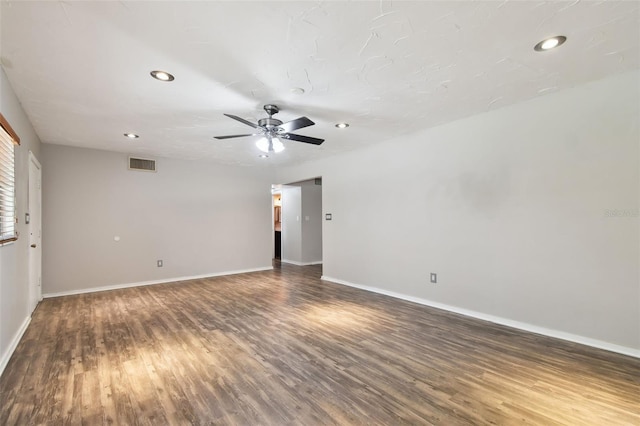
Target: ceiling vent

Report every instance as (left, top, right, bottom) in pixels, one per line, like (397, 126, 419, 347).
(128, 156, 156, 172)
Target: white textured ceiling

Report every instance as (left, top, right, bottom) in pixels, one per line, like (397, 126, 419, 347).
(1, 1, 638, 167)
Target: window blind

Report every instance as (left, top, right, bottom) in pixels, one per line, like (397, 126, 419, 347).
(0, 114, 20, 244)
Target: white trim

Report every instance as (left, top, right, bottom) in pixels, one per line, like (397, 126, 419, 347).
(321, 275, 640, 359)
(28, 150, 43, 311)
(281, 259, 323, 266)
(43, 266, 274, 298)
(28, 150, 42, 169)
(0, 316, 31, 378)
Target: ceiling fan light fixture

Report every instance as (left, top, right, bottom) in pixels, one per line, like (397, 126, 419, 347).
(534, 36, 566, 52)
(150, 70, 175, 81)
(257, 136, 285, 153)
(272, 137, 285, 153)
(256, 137, 270, 153)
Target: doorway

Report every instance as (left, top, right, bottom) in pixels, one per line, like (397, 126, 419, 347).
(28, 151, 42, 313)
(272, 178, 323, 265)
(273, 192, 281, 259)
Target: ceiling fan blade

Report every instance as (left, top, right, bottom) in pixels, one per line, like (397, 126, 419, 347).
(223, 114, 259, 129)
(285, 133, 325, 145)
(279, 116, 315, 133)
(213, 134, 256, 140)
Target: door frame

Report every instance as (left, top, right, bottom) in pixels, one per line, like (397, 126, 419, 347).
(28, 151, 42, 313)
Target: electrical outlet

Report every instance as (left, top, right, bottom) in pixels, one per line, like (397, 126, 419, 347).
(157, 260, 163, 267)
(430, 273, 437, 283)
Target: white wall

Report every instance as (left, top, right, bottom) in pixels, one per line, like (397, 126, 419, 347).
(277, 70, 640, 354)
(281, 185, 302, 264)
(0, 67, 42, 375)
(42, 144, 274, 295)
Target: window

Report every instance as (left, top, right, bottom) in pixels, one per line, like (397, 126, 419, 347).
(0, 113, 20, 244)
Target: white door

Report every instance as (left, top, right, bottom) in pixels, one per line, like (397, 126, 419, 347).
(28, 151, 42, 313)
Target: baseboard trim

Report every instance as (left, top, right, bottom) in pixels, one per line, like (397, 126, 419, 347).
(321, 275, 640, 359)
(281, 259, 323, 266)
(0, 316, 31, 378)
(43, 266, 274, 299)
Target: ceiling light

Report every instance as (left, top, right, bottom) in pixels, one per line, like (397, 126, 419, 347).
(124, 133, 139, 139)
(534, 36, 566, 52)
(271, 137, 285, 153)
(335, 123, 349, 128)
(256, 137, 270, 153)
(290, 87, 305, 95)
(256, 136, 285, 153)
(150, 70, 175, 81)
(258, 154, 269, 158)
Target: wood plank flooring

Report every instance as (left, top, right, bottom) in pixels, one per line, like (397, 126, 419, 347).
(1, 262, 638, 425)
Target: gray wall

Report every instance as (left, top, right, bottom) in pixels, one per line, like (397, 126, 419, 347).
(277, 70, 640, 353)
(42, 144, 274, 295)
(300, 179, 322, 264)
(280, 180, 323, 265)
(281, 185, 302, 264)
(0, 67, 42, 374)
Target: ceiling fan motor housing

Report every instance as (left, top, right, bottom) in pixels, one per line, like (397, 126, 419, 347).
(261, 105, 283, 133)
(258, 117, 283, 129)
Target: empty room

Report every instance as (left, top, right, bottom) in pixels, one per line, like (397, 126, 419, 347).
(0, 1, 638, 424)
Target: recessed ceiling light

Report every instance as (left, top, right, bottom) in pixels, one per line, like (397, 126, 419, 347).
(258, 154, 269, 158)
(124, 133, 139, 139)
(150, 70, 175, 81)
(290, 87, 305, 95)
(335, 123, 349, 129)
(534, 36, 567, 52)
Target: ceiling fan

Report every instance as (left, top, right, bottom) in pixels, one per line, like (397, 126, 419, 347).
(214, 104, 324, 153)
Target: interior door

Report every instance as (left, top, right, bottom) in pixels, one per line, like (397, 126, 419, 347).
(28, 151, 42, 312)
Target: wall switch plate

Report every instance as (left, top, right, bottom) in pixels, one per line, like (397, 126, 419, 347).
(430, 273, 437, 283)
(157, 260, 163, 267)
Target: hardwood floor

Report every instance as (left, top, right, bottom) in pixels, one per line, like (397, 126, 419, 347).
(1, 262, 638, 425)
